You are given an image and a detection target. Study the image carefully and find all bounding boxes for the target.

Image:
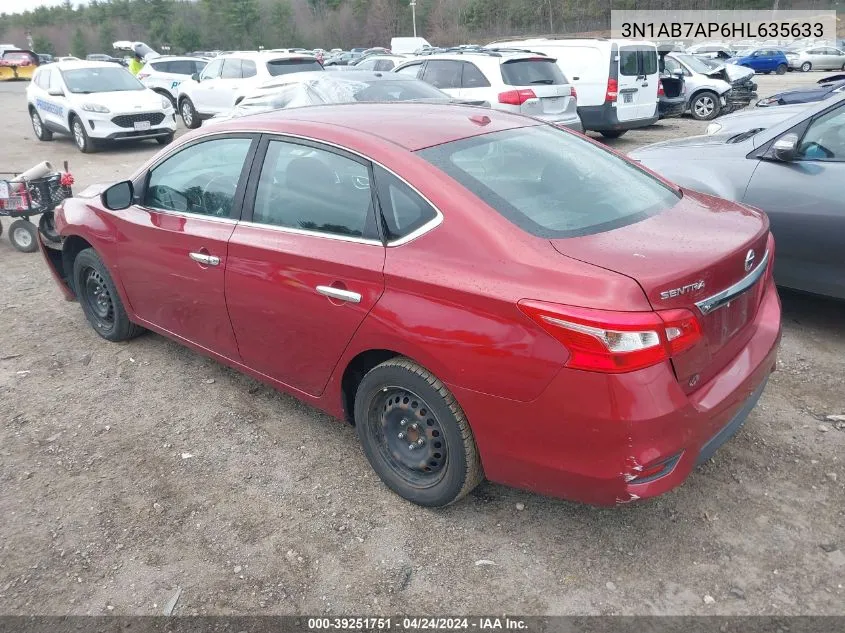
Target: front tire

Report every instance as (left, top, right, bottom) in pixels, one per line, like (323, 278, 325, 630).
(801, 61, 812, 72)
(180, 98, 201, 129)
(776, 64, 787, 75)
(72, 248, 143, 342)
(354, 358, 483, 507)
(30, 108, 53, 141)
(71, 115, 96, 153)
(690, 91, 720, 121)
(8, 219, 37, 253)
(600, 130, 627, 139)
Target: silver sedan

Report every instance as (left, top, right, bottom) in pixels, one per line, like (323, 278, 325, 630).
(786, 47, 845, 72)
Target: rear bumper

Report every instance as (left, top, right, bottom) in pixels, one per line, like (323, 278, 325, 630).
(578, 102, 658, 132)
(451, 277, 782, 506)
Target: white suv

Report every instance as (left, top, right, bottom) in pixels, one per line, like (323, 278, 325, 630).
(138, 56, 209, 107)
(177, 51, 323, 128)
(27, 60, 176, 153)
(393, 49, 580, 130)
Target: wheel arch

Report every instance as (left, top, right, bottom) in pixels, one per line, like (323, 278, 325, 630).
(340, 349, 403, 424)
(61, 234, 95, 296)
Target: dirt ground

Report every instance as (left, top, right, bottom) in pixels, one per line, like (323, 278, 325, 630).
(0, 73, 843, 617)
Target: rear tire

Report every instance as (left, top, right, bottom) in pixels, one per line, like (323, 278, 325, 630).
(801, 61, 812, 72)
(599, 130, 626, 139)
(354, 357, 483, 507)
(180, 97, 201, 129)
(775, 64, 787, 75)
(72, 248, 143, 342)
(30, 108, 53, 141)
(9, 220, 37, 253)
(690, 91, 720, 121)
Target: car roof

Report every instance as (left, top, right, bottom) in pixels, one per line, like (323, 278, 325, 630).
(51, 60, 125, 70)
(147, 55, 208, 62)
(219, 50, 317, 60)
(222, 102, 537, 151)
(408, 50, 542, 63)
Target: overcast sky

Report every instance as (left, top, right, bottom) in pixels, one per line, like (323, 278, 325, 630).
(1, 0, 85, 14)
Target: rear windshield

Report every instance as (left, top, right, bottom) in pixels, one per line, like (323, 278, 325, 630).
(418, 126, 679, 239)
(266, 59, 323, 76)
(500, 58, 565, 86)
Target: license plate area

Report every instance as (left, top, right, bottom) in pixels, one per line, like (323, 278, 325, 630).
(133, 120, 151, 131)
(709, 291, 752, 346)
(623, 92, 634, 104)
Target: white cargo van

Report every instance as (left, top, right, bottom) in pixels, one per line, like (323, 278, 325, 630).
(390, 37, 432, 55)
(487, 38, 659, 137)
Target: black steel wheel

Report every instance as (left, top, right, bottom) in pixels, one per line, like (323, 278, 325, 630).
(8, 219, 37, 252)
(355, 358, 482, 507)
(72, 248, 143, 342)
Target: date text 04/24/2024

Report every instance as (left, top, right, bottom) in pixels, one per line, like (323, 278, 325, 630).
(306, 617, 528, 631)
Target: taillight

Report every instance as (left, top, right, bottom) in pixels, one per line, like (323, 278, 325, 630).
(657, 82, 665, 97)
(518, 300, 702, 373)
(498, 89, 537, 106)
(605, 77, 618, 102)
(570, 86, 577, 100)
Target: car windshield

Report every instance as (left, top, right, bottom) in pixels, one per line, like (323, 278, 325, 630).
(674, 54, 717, 74)
(61, 66, 143, 93)
(266, 58, 324, 76)
(418, 126, 680, 238)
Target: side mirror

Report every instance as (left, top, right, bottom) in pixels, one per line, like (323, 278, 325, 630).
(771, 133, 799, 162)
(47, 87, 64, 96)
(101, 180, 134, 210)
(191, 72, 200, 82)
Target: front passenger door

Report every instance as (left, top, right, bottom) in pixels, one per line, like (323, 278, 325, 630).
(225, 137, 386, 396)
(191, 57, 223, 115)
(743, 103, 845, 298)
(115, 135, 258, 358)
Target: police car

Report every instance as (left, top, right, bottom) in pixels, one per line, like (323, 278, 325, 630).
(137, 55, 209, 107)
(27, 60, 176, 153)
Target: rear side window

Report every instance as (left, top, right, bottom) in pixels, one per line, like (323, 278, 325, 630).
(374, 166, 437, 240)
(418, 126, 679, 239)
(500, 58, 565, 85)
(266, 59, 323, 76)
(151, 61, 168, 72)
(168, 59, 197, 75)
(619, 49, 640, 76)
(421, 60, 463, 89)
(461, 63, 490, 88)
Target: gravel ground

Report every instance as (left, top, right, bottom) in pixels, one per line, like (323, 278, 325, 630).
(0, 72, 843, 617)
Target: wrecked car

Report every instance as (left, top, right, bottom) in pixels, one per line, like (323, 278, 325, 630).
(664, 53, 757, 120)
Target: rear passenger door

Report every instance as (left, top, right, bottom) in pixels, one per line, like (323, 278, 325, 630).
(225, 137, 386, 396)
(457, 61, 490, 102)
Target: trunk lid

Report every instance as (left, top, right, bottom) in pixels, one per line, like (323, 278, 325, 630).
(499, 57, 576, 118)
(550, 189, 770, 391)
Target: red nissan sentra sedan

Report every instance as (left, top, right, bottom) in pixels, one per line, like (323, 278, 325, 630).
(40, 103, 781, 507)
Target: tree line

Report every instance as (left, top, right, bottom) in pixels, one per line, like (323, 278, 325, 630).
(0, 0, 834, 58)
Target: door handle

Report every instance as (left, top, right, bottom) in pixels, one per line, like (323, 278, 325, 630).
(316, 285, 361, 304)
(189, 252, 220, 266)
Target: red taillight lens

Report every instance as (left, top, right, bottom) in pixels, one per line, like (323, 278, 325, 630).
(657, 82, 665, 97)
(605, 77, 618, 102)
(498, 89, 537, 106)
(518, 300, 702, 373)
(570, 86, 577, 100)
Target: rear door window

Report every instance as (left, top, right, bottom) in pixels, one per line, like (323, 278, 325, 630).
(619, 49, 639, 76)
(461, 62, 490, 88)
(500, 58, 565, 85)
(169, 59, 197, 75)
(421, 60, 463, 89)
(266, 58, 323, 76)
(641, 49, 658, 75)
